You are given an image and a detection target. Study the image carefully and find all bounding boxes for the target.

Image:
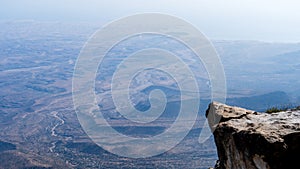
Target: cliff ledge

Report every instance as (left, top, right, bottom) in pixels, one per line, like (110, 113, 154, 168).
(206, 102, 300, 169)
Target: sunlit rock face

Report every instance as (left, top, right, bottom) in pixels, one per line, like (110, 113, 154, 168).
(206, 102, 300, 169)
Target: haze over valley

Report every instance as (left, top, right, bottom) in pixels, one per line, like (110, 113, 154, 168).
(0, 20, 300, 168)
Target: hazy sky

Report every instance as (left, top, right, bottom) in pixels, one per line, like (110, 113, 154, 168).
(1, 0, 300, 42)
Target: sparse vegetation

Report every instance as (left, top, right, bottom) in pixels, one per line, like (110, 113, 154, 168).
(291, 106, 300, 111)
(265, 107, 286, 113)
(265, 104, 300, 113)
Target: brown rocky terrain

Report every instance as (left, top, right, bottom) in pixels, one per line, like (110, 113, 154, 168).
(206, 102, 300, 169)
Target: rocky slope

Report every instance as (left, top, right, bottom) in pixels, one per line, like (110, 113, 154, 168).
(206, 102, 300, 169)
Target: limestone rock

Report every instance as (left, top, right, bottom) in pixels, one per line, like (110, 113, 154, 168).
(206, 102, 300, 169)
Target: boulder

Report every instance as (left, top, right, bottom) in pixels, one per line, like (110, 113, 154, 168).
(206, 102, 300, 169)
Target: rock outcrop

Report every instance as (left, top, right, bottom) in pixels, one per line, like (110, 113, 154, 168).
(206, 102, 300, 169)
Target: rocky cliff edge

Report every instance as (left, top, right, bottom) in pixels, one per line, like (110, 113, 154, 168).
(206, 102, 300, 169)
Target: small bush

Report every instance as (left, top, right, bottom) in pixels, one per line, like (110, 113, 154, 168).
(266, 104, 300, 113)
(266, 107, 285, 113)
(291, 106, 300, 111)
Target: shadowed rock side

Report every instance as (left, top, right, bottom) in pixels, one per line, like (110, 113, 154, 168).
(206, 102, 300, 169)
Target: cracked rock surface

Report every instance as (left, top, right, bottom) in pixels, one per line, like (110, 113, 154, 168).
(206, 102, 300, 169)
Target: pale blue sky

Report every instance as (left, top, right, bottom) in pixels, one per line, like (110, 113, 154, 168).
(1, 0, 300, 42)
